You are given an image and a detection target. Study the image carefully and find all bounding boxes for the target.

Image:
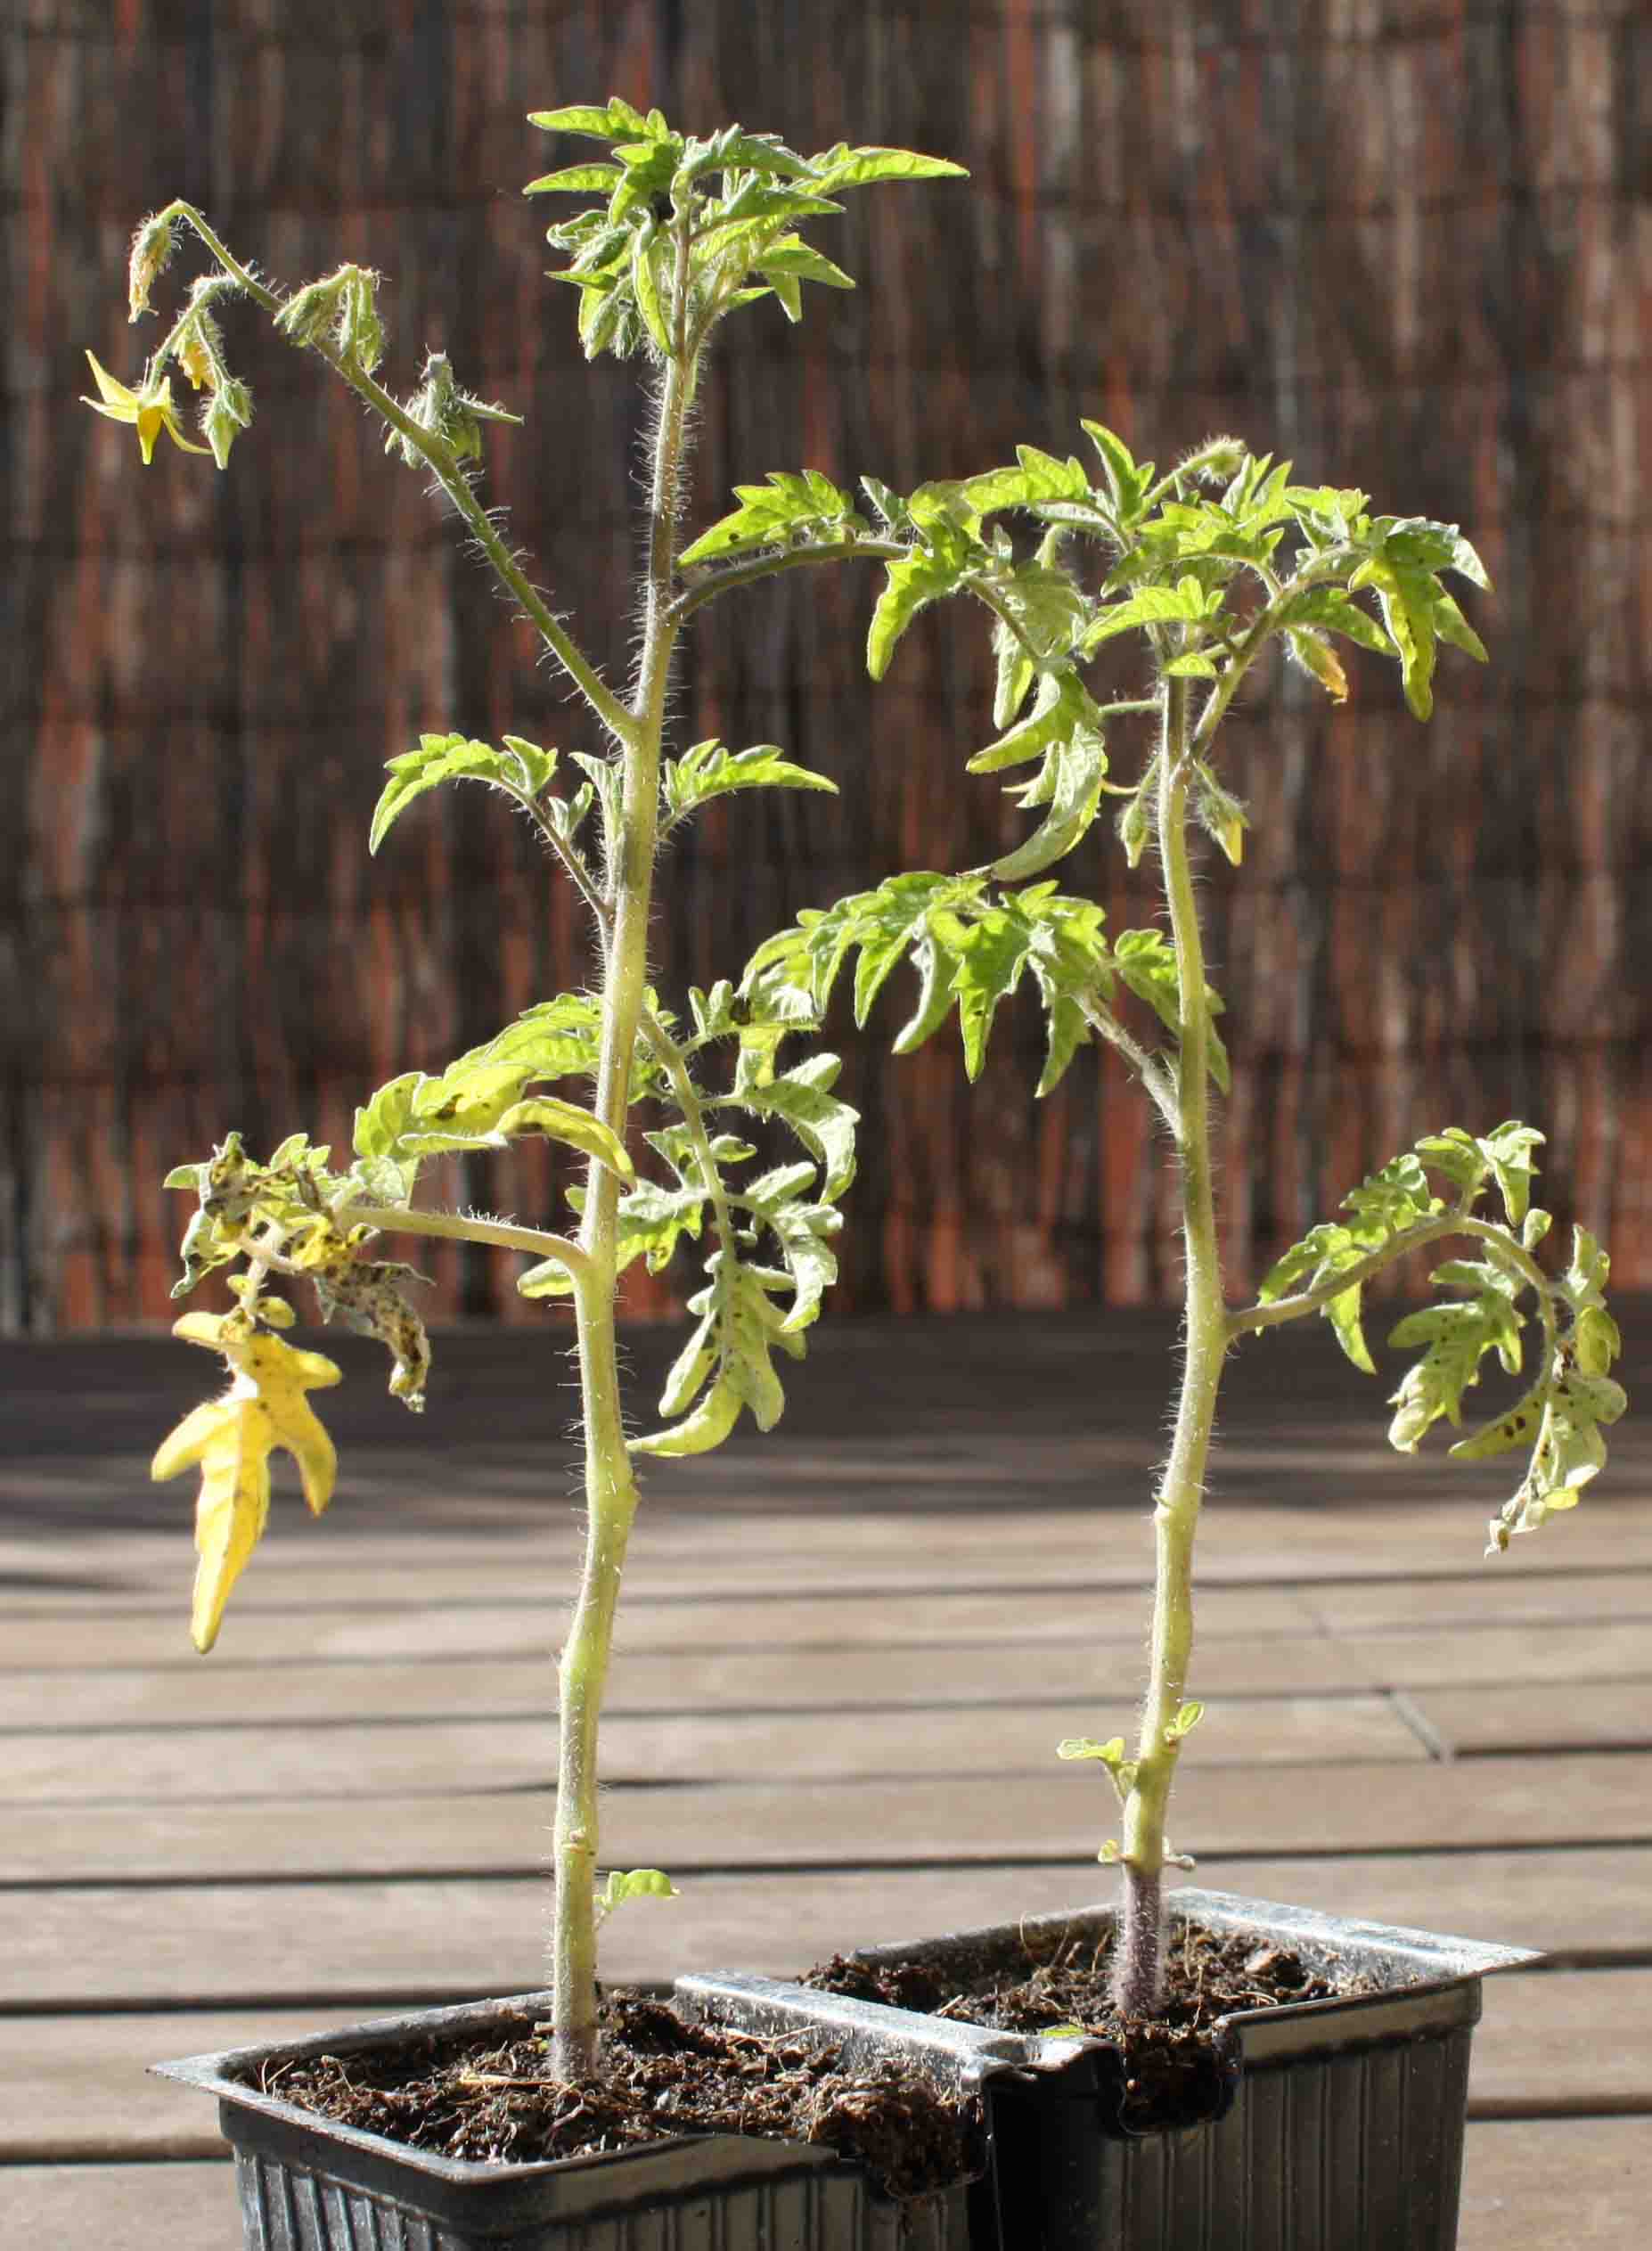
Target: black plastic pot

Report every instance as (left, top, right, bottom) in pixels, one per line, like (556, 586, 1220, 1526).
(680, 1887, 1539, 2251)
(152, 1984, 1035, 2249)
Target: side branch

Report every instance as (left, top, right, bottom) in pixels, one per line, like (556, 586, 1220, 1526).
(1079, 998, 1179, 1134)
(331, 1201, 593, 1285)
(667, 536, 906, 627)
(155, 202, 636, 751)
(1225, 1210, 1551, 1345)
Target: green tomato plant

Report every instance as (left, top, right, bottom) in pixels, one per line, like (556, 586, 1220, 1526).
(86, 101, 964, 2081)
(694, 432, 1630, 2016)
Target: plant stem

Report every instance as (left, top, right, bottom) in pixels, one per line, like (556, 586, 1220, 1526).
(330, 1201, 593, 1283)
(1076, 998, 1179, 1135)
(666, 536, 907, 626)
(155, 203, 635, 749)
(547, 217, 699, 2081)
(1114, 674, 1229, 2018)
(1227, 1208, 1554, 1343)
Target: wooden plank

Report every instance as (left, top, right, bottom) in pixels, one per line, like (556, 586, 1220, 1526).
(0, 1582, 1321, 1670)
(0, 1870, 1125, 2010)
(10, 1854, 1648, 2021)
(1468, 1969, 1652, 2113)
(7, 1750, 1652, 1888)
(2, 2164, 236, 2251)
(5, 2010, 355, 2163)
(0, 1633, 1371, 1731)
(8, 1494, 1652, 1597)
(1337, 1622, 1652, 1692)
(1460, 2117, 1652, 2251)
(9, 1969, 1649, 2165)
(1192, 1848, 1652, 1964)
(0, 1694, 1425, 1805)
(1304, 1569, 1652, 1633)
(1415, 1680, 1652, 1756)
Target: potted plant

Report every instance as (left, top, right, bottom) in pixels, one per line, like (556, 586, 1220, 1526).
(669, 430, 1629, 2246)
(85, 99, 1029, 2249)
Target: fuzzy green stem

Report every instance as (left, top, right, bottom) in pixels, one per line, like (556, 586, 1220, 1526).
(640, 1006, 741, 1252)
(1226, 1209, 1554, 1345)
(331, 1201, 593, 1284)
(1077, 997, 1180, 1135)
(547, 217, 699, 2081)
(1114, 674, 1229, 2018)
(667, 536, 907, 626)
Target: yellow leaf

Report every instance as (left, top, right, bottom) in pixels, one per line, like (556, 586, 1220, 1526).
(151, 1317, 342, 1651)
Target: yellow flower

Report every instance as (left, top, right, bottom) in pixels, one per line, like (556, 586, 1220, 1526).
(151, 1312, 343, 1651)
(81, 349, 212, 465)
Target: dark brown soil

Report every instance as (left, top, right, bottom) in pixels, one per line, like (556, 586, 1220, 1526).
(241, 1993, 980, 2198)
(803, 1917, 1382, 2134)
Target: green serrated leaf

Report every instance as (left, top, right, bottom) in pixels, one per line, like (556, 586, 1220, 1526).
(1079, 422, 1146, 521)
(1081, 583, 1208, 652)
(951, 913, 1036, 1080)
(664, 740, 837, 822)
(679, 470, 857, 568)
(810, 144, 969, 191)
(968, 670, 1086, 776)
(733, 1052, 858, 1199)
(1112, 929, 1229, 1093)
(755, 236, 855, 290)
(523, 163, 626, 195)
(630, 226, 672, 356)
(866, 542, 974, 680)
(527, 104, 629, 139)
(370, 733, 547, 855)
(631, 1377, 742, 1457)
(960, 446, 1092, 519)
(989, 726, 1108, 882)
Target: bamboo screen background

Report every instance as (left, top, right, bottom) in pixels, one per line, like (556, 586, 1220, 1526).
(6, 0, 1648, 1334)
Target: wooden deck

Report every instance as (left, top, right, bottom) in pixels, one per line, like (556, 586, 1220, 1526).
(5, 1310, 1650, 2246)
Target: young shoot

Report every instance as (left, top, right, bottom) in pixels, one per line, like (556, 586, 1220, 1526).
(90, 99, 963, 2083)
(702, 430, 1628, 2018)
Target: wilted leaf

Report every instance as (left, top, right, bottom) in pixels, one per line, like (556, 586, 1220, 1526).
(151, 1315, 342, 1652)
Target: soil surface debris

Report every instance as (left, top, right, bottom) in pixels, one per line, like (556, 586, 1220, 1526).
(805, 1915, 1382, 2132)
(243, 1993, 979, 2198)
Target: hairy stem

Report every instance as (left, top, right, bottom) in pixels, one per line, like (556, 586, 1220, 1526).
(1115, 674, 1229, 2017)
(153, 202, 635, 749)
(331, 1201, 593, 1284)
(639, 1005, 740, 1253)
(1077, 997, 1180, 1135)
(668, 536, 906, 626)
(548, 217, 699, 2080)
(1227, 1208, 1553, 1344)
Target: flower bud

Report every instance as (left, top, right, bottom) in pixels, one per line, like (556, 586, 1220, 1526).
(127, 214, 176, 320)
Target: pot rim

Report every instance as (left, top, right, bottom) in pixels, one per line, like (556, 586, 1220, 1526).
(685, 1885, 1542, 2080)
